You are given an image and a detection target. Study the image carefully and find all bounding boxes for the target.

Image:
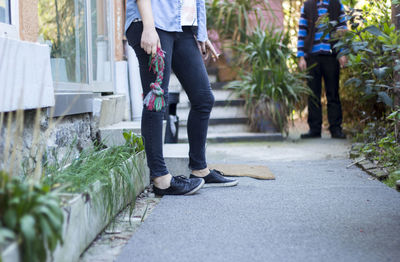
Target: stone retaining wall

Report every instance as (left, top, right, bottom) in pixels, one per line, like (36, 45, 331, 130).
(0, 109, 98, 176)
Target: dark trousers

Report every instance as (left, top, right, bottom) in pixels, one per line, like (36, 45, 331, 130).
(306, 55, 343, 134)
(126, 22, 214, 178)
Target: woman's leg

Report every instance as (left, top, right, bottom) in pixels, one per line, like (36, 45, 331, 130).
(126, 22, 173, 179)
(171, 28, 214, 172)
(126, 23, 206, 195)
(171, 28, 238, 188)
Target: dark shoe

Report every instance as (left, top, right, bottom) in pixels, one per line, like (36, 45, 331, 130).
(190, 169, 238, 188)
(331, 130, 346, 139)
(153, 176, 204, 196)
(300, 131, 321, 139)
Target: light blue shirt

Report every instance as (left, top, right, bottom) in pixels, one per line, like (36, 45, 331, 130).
(125, 0, 208, 42)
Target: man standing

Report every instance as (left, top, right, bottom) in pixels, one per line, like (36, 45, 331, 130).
(298, 0, 347, 139)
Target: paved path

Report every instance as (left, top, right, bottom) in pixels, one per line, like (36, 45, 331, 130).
(117, 138, 400, 262)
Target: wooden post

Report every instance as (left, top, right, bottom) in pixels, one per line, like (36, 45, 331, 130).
(114, 0, 125, 61)
(19, 0, 39, 42)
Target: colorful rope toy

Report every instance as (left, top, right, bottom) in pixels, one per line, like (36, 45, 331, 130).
(143, 48, 166, 112)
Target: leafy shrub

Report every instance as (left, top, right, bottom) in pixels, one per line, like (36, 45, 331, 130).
(229, 26, 310, 133)
(0, 171, 64, 262)
(354, 109, 400, 188)
(320, 0, 399, 129)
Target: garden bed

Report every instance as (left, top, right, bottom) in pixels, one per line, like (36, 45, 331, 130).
(1, 151, 149, 262)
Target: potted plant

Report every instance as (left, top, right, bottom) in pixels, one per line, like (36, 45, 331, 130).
(229, 25, 310, 134)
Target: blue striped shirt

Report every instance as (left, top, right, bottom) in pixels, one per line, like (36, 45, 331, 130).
(297, 0, 347, 57)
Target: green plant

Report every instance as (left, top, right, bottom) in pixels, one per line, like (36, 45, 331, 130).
(43, 134, 145, 221)
(229, 26, 310, 134)
(320, 0, 398, 128)
(123, 130, 145, 153)
(206, 0, 273, 44)
(384, 169, 400, 188)
(387, 107, 400, 141)
(206, 0, 277, 81)
(0, 171, 64, 262)
(353, 108, 400, 189)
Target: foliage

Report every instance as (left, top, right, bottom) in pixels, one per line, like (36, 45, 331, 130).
(385, 169, 400, 188)
(318, 0, 400, 189)
(0, 171, 64, 262)
(282, 0, 303, 50)
(43, 133, 145, 220)
(123, 130, 145, 153)
(206, 0, 273, 44)
(320, 0, 398, 129)
(229, 26, 310, 133)
(353, 108, 400, 188)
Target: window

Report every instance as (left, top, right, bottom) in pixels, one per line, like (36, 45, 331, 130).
(0, 0, 19, 38)
(91, 0, 113, 89)
(38, 0, 114, 92)
(0, 0, 11, 24)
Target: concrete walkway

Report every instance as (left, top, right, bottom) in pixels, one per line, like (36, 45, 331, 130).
(117, 137, 400, 262)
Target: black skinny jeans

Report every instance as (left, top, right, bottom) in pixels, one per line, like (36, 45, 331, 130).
(126, 22, 215, 178)
(306, 54, 343, 134)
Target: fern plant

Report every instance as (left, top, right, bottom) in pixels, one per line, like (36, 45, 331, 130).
(0, 171, 64, 262)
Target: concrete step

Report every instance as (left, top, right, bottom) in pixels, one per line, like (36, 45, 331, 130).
(211, 81, 231, 90)
(163, 143, 190, 177)
(180, 117, 248, 126)
(99, 120, 166, 147)
(177, 99, 245, 109)
(178, 89, 239, 105)
(178, 132, 283, 143)
(178, 123, 250, 135)
(177, 103, 246, 121)
(169, 73, 217, 93)
(99, 121, 141, 147)
(93, 94, 126, 128)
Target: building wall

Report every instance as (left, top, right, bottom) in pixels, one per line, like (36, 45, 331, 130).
(269, 0, 285, 28)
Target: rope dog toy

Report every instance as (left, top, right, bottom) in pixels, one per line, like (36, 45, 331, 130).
(143, 48, 166, 112)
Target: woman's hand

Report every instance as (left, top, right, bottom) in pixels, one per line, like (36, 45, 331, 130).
(141, 26, 160, 55)
(137, 0, 160, 55)
(198, 39, 219, 62)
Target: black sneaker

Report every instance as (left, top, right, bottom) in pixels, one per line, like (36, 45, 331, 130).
(153, 176, 204, 196)
(190, 169, 238, 188)
(300, 131, 321, 139)
(331, 130, 346, 139)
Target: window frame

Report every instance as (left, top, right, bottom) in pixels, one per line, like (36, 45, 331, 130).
(0, 0, 19, 39)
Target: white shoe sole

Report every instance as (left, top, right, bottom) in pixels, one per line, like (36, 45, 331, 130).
(184, 179, 205, 195)
(202, 180, 239, 188)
